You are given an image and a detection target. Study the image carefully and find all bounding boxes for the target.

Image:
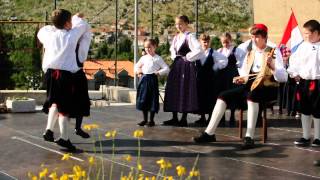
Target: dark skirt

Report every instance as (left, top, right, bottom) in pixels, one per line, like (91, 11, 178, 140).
(163, 57, 199, 113)
(43, 69, 73, 115)
(197, 65, 216, 114)
(136, 74, 159, 113)
(282, 78, 301, 115)
(69, 69, 91, 118)
(298, 79, 320, 118)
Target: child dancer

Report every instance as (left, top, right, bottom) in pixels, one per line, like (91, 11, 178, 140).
(38, 9, 90, 151)
(162, 15, 204, 127)
(135, 38, 169, 127)
(196, 34, 227, 126)
(287, 20, 320, 147)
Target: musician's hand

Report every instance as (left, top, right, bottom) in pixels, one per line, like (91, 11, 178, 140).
(267, 56, 275, 71)
(233, 77, 245, 85)
(137, 73, 143, 78)
(76, 12, 84, 18)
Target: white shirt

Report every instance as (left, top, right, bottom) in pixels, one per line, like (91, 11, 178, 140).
(218, 46, 234, 57)
(73, 16, 92, 64)
(287, 41, 320, 80)
(169, 32, 204, 62)
(199, 48, 228, 71)
(239, 47, 288, 83)
(38, 15, 90, 73)
(135, 54, 169, 76)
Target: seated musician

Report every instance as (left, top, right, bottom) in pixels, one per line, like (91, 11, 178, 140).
(193, 24, 288, 149)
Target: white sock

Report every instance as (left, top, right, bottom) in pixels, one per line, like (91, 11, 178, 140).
(45, 106, 58, 131)
(225, 109, 231, 121)
(58, 115, 69, 140)
(245, 101, 259, 138)
(301, 114, 312, 140)
(313, 118, 320, 140)
(205, 99, 227, 135)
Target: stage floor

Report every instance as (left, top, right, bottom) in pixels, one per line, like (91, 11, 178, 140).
(0, 104, 319, 179)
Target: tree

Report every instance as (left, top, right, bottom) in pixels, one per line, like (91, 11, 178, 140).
(0, 29, 14, 89)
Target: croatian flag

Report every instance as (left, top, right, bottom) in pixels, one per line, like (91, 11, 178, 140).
(278, 10, 303, 53)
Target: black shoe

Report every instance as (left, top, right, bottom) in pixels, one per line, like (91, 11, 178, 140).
(242, 137, 255, 149)
(145, 121, 155, 127)
(294, 138, 311, 146)
(314, 160, 320, 166)
(43, 129, 54, 142)
(161, 119, 179, 126)
(179, 119, 188, 127)
(75, 128, 90, 139)
(55, 138, 76, 152)
(193, 132, 216, 143)
(137, 120, 147, 126)
(312, 139, 320, 147)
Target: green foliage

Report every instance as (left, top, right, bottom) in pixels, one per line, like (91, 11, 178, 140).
(210, 36, 222, 50)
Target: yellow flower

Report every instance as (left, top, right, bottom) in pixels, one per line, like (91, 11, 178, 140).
(88, 156, 95, 165)
(176, 165, 186, 177)
(83, 124, 99, 131)
(121, 176, 128, 180)
(133, 130, 144, 138)
(166, 176, 173, 180)
(59, 173, 68, 180)
(156, 158, 172, 169)
(39, 168, 48, 178)
(61, 153, 71, 161)
(105, 130, 117, 138)
(138, 173, 144, 180)
(189, 170, 200, 177)
(27, 172, 38, 180)
(123, 154, 132, 162)
(137, 163, 143, 171)
(49, 172, 58, 180)
(72, 165, 86, 178)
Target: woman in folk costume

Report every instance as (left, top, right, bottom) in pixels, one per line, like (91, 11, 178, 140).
(287, 20, 320, 149)
(135, 38, 169, 127)
(195, 34, 228, 126)
(162, 15, 204, 127)
(216, 32, 242, 126)
(193, 24, 288, 149)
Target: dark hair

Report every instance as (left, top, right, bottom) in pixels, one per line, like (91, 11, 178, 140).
(51, 9, 72, 29)
(176, 15, 190, 24)
(250, 25, 268, 38)
(144, 38, 158, 47)
(220, 32, 232, 40)
(303, 20, 320, 33)
(199, 34, 210, 42)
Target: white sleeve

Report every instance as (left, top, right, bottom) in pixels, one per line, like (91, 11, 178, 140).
(134, 57, 144, 74)
(170, 36, 177, 60)
(273, 48, 288, 82)
(287, 44, 303, 78)
(70, 15, 90, 42)
(37, 25, 55, 45)
(238, 53, 249, 77)
(234, 40, 250, 68)
(157, 57, 170, 76)
(212, 50, 228, 71)
(186, 34, 204, 62)
(77, 31, 92, 63)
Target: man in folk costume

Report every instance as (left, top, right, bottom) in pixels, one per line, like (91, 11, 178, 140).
(193, 24, 288, 149)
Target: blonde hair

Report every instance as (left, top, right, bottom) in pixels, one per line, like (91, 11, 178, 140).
(199, 34, 210, 42)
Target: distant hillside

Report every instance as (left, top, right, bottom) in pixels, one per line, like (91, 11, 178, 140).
(0, 0, 251, 35)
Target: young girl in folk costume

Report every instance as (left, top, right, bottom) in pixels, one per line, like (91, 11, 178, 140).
(70, 13, 92, 139)
(287, 20, 320, 149)
(162, 15, 204, 127)
(193, 24, 288, 149)
(217, 33, 241, 126)
(38, 9, 90, 151)
(195, 34, 227, 126)
(135, 39, 169, 127)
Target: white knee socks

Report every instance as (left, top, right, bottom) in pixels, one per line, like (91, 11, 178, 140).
(46, 106, 58, 131)
(313, 118, 320, 140)
(205, 99, 227, 135)
(301, 114, 312, 140)
(58, 115, 69, 140)
(245, 101, 259, 138)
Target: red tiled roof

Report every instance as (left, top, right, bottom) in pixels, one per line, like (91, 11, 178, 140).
(83, 60, 134, 80)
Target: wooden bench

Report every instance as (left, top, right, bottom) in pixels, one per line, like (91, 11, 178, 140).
(238, 100, 278, 143)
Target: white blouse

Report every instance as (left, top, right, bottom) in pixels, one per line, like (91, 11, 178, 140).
(169, 32, 204, 62)
(199, 48, 228, 71)
(287, 41, 320, 80)
(38, 15, 90, 73)
(135, 54, 169, 76)
(73, 16, 92, 64)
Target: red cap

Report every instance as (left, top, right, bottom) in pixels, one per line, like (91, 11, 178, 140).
(253, 24, 268, 33)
